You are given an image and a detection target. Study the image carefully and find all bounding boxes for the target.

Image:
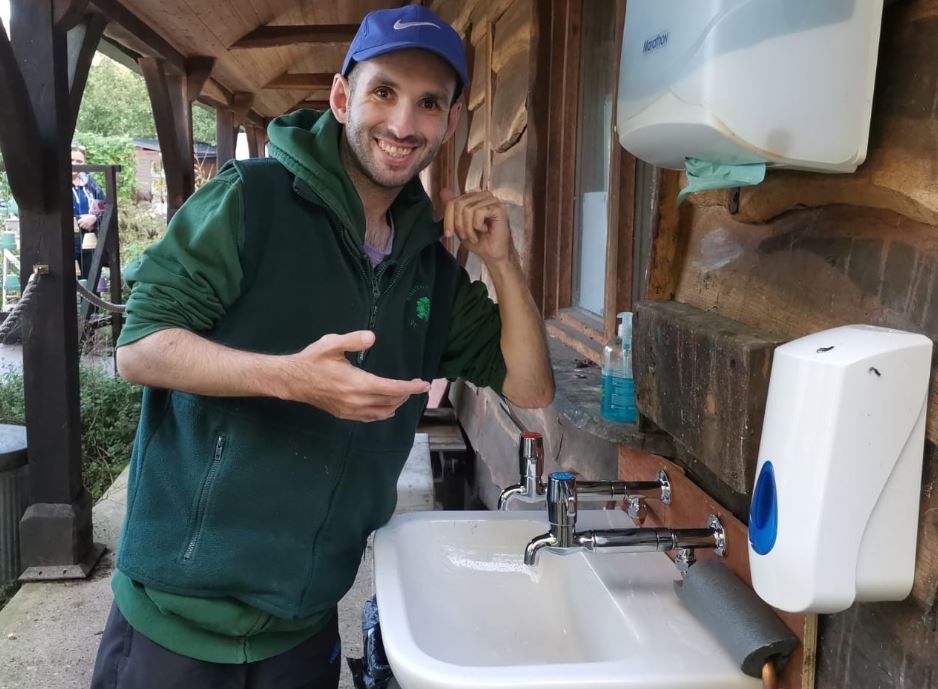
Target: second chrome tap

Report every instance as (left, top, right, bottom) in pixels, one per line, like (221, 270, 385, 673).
(524, 472, 726, 569)
(497, 432, 671, 516)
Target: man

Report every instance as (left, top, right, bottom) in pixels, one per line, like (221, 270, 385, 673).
(90, 6, 553, 689)
(71, 144, 105, 278)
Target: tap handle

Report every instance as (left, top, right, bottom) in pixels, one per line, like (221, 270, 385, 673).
(519, 432, 544, 480)
(547, 472, 577, 532)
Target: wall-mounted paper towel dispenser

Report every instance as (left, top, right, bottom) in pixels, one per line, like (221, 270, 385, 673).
(617, 1, 885, 173)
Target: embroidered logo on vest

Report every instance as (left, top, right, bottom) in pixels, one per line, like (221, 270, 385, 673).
(406, 285, 431, 328)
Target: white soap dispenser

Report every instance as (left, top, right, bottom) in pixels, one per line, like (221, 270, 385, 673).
(749, 325, 933, 614)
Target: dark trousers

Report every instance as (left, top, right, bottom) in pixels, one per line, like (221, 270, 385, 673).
(90, 603, 341, 689)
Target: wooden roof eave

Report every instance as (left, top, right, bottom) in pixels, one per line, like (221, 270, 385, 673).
(91, 0, 269, 130)
(97, 34, 267, 132)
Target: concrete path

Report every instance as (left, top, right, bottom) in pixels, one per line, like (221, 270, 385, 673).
(0, 434, 433, 689)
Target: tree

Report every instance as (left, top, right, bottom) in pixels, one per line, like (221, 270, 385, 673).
(77, 54, 217, 145)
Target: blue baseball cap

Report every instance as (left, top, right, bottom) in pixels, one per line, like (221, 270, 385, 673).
(342, 5, 468, 100)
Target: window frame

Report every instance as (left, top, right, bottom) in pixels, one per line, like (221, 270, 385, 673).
(541, 0, 639, 361)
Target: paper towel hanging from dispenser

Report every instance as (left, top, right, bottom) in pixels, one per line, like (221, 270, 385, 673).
(616, 0, 885, 172)
(748, 325, 933, 614)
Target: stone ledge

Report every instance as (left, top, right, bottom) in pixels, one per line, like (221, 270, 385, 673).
(545, 336, 674, 457)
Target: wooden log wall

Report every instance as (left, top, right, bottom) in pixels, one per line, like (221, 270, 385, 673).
(437, 0, 938, 686)
(431, 0, 540, 294)
(632, 301, 786, 518)
(649, 2, 938, 686)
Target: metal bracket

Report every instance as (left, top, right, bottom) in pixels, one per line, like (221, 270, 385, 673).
(708, 515, 727, 557)
(626, 495, 647, 524)
(675, 547, 696, 576)
(656, 469, 672, 505)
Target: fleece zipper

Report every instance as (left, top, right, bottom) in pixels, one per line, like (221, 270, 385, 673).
(183, 434, 226, 562)
(288, 178, 437, 365)
(316, 203, 425, 366)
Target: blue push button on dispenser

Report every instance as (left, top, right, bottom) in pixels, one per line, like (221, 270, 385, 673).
(749, 461, 778, 555)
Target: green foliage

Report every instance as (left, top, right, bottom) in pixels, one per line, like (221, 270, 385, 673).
(72, 133, 138, 204)
(193, 103, 217, 147)
(78, 366, 142, 499)
(77, 53, 216, 146)
(118, 198, 166, 268)
(0, 166, 13, 216)
(0, 579, 19, 609)
(0, 366, 142, 501)
(78, 55, 157, 140)
(0, 152, 16, 216)
(0, 369, 24, 425)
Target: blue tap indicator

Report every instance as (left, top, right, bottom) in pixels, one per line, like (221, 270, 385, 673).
(551, 471, 575, 481)
(749, 461, 778, 555)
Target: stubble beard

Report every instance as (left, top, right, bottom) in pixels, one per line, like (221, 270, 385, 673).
(343, 111, 442, 191)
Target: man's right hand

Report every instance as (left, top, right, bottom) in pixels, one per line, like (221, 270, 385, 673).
(278, 330, 431, 422)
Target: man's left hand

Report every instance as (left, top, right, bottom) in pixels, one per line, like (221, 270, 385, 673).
(78, 214, 97, 230)
(440, 189, 512, 265)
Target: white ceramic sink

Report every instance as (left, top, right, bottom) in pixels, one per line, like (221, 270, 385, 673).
(374, 509, 760, 689)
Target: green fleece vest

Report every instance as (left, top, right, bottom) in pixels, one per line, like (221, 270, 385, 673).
(117, 158, 462, 619)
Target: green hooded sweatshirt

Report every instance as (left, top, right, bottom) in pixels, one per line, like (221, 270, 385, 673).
(112, 109, 506, 662)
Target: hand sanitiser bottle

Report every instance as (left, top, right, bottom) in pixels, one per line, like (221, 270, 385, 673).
(601, 312, 638, 423)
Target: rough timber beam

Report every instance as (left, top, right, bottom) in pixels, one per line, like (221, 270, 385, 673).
(66, 13, 107, 137)
(140, 57, 194, 219)
(230, 92, 255, 126)
(185, 56, 215, 103)
(200, 88, 266, 131)
(0, 22, 44, 209)
(54, 0, 90, 30)
(246, 125, 263, 158)
(264, 72, 336, 90)
(291, 100, 331, 112)
(91, 0, 186, 73)
(216, 107, 237, 168)
(231, 24, 356, 48)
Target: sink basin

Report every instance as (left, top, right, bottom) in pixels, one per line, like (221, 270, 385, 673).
(374, 510, 760, 689)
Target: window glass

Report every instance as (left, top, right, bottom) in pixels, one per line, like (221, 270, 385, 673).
(572, 1, 617, 316)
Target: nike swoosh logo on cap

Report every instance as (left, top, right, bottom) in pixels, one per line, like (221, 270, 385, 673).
(393, 19, 440, 30)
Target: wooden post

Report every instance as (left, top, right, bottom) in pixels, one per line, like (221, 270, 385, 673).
(246, 126, 259, 158)
(246, 125, 264, 159)
(140, 57, 195, 221)
(2, 0, 105, 579)
(65, 13, 106, 137)
(103, 166, 123, 344)
(77, 165, 121, 331)
(216, 108, 237, 168)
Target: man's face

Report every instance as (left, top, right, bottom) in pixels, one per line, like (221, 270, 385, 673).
(71, 150, 85, 184)
(333, 49, 461, 191)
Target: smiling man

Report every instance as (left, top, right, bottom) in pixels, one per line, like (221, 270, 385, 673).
(90, 5, 552, 689)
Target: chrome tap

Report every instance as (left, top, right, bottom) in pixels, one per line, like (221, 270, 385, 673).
(524, 472, 726, 568)
(497, 434, 671, 513)
(497, 432, 546, 509)
(494, 399, 672, 513)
